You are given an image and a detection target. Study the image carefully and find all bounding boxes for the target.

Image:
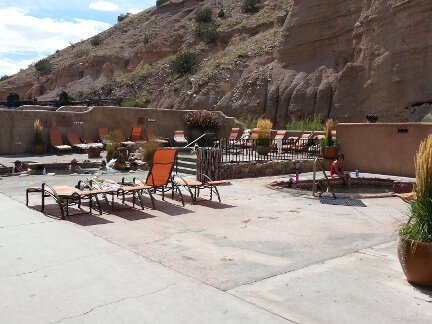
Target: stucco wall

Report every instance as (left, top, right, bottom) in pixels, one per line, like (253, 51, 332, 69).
(0, 106, 239, 154)
(337, 123, 432, 177)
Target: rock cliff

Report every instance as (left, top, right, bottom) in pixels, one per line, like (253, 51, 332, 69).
(1, 0, 431, 124)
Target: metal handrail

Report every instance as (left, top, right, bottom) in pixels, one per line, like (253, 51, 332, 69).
(185, 132, 215, 148)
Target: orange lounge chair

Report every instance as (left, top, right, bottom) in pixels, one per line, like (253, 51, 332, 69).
(49, 129, 72, 154)
(244, 128, 261, 148)
(174, 174, 229, 204)
(26, 183, 104, 219)
(135, 148, 184, 205)
(98, 128, 109, 142)
(131, 127, 143, 142)
(272, 130, 287, 152)
(81, 178, 155, 211)
(146, 128, 169, 145)
(67, 133, 88, 152)
(173, 130, 188, 146)
(229, 128, 240, 140)
(82, 136, 103, 149)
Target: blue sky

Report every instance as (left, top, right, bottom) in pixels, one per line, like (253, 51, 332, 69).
(0, 1, 155, 76)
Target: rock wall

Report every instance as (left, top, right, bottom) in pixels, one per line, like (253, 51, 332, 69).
(270, 0, 432, 124)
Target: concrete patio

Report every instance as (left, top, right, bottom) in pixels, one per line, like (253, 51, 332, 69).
(0, 171, 431, 323)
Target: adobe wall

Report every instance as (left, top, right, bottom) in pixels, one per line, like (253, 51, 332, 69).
(0, 106, 239, 154)
(337, 123, 432, 177)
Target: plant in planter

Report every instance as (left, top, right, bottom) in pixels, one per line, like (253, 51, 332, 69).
(255, 118, 273, 156)
(140, 140, 161, 167)
(103, 132, 120, 162)
(398, 134, 432, 288)
(183, 110, 222, 146)
(320, 118, 338, 159)
(32, 118, 45, 154)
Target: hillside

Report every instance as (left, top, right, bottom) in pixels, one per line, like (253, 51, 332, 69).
(1, 0, 432, 126)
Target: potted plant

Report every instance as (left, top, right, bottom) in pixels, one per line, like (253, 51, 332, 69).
(141, 140, 161, 167)
(183, 110, 222, 146)
(103, 132, 119, 162)
(320, 118, 338, 159)
(32, 118, 45, 154)
(255, 118, 272, 156)
(398, 134, 432, 288)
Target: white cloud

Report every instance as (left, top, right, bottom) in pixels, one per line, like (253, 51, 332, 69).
(0, 56, 40, 76)
(89, 1, 119, 12)
(127, 8, 141, 14)
(0, 8, 110, 75)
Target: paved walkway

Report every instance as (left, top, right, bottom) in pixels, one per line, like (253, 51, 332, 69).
(1, 173, 431, 323)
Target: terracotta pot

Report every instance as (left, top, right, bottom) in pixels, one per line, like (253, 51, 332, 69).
(256, 146, 271, 156)
(320, 146, 338, 160)
(398, 239, 432, 288)
(33, 144, 45, 155)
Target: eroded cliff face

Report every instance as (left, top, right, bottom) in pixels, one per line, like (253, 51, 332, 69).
(270, 0, 432, 124)
(1, 0, 431, 124)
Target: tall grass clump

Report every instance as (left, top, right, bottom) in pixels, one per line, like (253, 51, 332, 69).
(256, 118, 273, 146)
(195, 8, 213, 23)
(195, 25, 219, 43)
(286, 114, 323, 131)
(400, 134, 432, 243)
(321, 118, 336, 147)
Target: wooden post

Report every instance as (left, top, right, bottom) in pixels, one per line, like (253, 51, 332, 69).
(196, 148, 221, 181)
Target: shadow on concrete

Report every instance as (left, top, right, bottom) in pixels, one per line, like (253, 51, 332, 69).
(67, 214, 114, 226)
(412, 284, 432, 297)
(194, 200, 236, 209)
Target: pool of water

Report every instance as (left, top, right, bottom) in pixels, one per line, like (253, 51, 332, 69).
(270, 178, 399, 198)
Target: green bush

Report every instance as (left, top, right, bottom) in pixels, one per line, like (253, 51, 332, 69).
(286, 114, 323, 131)
(195, 25, 218, 43)
(90, 35, 102, 46)
(217, 8, 225, 18)
(34, 58, 53, 76)
(121, 97, 151, 108)
(242, 0, 261, 13)
(195, 8, 213, 23)
(0, 75, 11, 82)
(238, 115, 258, 129)
(117, 13, 131, 22)
(171, 52, 199, 76)
(156, 0, 170, 7)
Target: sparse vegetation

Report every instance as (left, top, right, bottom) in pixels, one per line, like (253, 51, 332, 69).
(117, 13, 131, 23)
(90, 35, 102, 46)
(238, 115, 259, 129)
(143, 30, 155, 45)
(195, 25, 218, 43)
(156, 0, 170, 6)
(121, 97, 151, 108)
(74, 48, 90, 59)
(195, 8, 213, 23)
(242, 0, 261, 13)
(217, 8, 225, 18)
(286, 114, 323, 131)
(0, 75, 11, 82)
(171, 52, 199, 76)
(34, 58, 53, 76)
